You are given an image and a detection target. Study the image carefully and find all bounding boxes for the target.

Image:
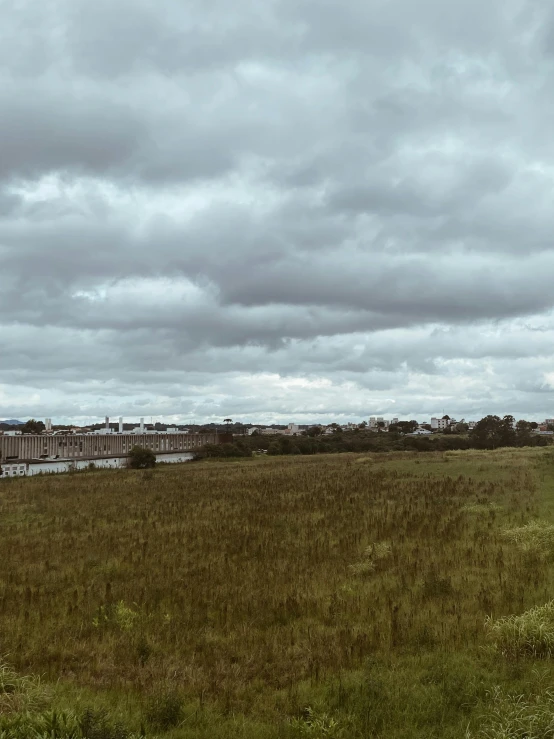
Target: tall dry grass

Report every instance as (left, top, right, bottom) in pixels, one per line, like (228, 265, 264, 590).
(0, 449, 550, 735)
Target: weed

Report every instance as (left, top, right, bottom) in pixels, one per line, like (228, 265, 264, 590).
(466, 686, 554, 738)
(501, 520, 554, 557)
(485, 600, 554, 659)
(289, 707, 345, 737)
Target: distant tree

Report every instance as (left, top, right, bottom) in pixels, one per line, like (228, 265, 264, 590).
(471, 415, 516, 449)
(128, 446, 156, 469)
(515, 420, 534, 445)
(390, 420, 418, 434)
(279, 437, 294, 454)
(305, 426, 323, 437)
(359, 421, 368, 428)
(547, 424, 554, 432)
(471, 416, 501, 449)
(21, 419, 46, 434)
(501, 415, 517, 446)
(515, 420, 532, 432)
(203, 442, 251, 458)
(442, 415, 450, 420)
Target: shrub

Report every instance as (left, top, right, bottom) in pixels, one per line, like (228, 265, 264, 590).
(127, 446, 156, 469)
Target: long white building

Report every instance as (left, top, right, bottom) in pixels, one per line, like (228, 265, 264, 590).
(0, 432, 221, 463)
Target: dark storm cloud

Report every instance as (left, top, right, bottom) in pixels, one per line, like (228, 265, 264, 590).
(0, 87, 143, 181)
(2, 0, 554, 422)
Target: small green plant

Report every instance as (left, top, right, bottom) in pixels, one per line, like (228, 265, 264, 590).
(0, 708, 80, 738)
(80, 707, 136, 739)
(113, 602, 139, 631)
(289, 707, 344, 737)
(92, 602, 139, 632)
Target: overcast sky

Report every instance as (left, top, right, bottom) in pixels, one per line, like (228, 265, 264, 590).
(1, 0, 554, 425)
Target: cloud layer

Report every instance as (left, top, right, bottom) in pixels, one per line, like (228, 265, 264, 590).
(2, 0, 554, 423)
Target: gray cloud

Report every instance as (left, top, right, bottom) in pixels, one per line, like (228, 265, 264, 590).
(1, 0, 554, 424)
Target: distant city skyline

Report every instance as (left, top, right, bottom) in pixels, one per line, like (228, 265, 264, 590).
(2, 410, 553, 428)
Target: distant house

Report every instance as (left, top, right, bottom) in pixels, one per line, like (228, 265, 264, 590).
(430, 418, 449, 430)
(1, 462, 27, 477)
(368, 416, 399, 431)
(283, 423, 300, 436)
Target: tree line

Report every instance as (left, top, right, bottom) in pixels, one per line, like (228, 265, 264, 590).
(200, 415, 552, 458)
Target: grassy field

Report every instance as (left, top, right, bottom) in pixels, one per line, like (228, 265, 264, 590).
(3, 448, 554, 737)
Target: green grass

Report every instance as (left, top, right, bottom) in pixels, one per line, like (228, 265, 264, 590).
(2, 448, 554, 737)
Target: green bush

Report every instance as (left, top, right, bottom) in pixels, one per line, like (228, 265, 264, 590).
(127, 446, 156, 469)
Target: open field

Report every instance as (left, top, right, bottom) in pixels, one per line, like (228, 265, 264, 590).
(3, 448, 554, 737)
